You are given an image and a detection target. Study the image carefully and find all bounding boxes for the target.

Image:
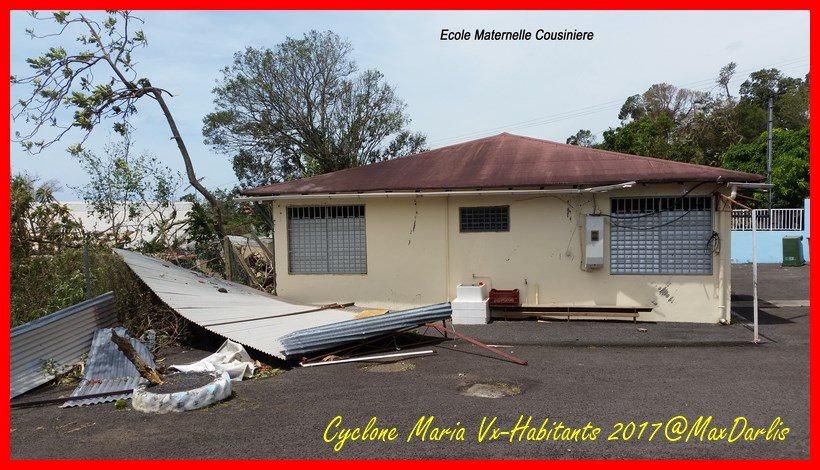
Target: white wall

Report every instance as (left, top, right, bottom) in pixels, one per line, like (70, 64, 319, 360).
(62, 201, 193, 246)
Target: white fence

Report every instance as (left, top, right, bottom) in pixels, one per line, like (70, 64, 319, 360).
(731, 208, 805, 231)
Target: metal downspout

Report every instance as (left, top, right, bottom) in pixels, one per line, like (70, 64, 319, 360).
(445, 195, 451, 302)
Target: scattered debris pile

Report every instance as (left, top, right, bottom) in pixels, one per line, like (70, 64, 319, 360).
(113, 249, 454, 360)
(62, 327, 157, 407)
(10, 249, 529, 409)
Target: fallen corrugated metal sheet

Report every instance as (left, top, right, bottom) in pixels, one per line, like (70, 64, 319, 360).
(114, 249, 451, 359)
(11, 292, 118, 399)
(277, 303, 452, 357)
(62, 327, 156, 407)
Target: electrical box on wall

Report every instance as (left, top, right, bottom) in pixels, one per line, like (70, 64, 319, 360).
(584, 215, 605, 269)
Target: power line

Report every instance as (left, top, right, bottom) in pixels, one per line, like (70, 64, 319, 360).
(430, 57, 808, 146)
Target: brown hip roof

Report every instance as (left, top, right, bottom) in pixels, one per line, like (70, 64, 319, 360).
(241, 132, 765, 196)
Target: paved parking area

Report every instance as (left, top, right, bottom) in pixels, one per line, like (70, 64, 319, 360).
(10, 264, 809, 459)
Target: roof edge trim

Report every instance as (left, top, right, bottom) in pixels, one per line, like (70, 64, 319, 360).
(235, 181, 640, 202)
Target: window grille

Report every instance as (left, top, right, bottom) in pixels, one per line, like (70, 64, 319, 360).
(460, 206, 510, 232)
(610, 196, 713, 275)
(287, 205, 366, 274)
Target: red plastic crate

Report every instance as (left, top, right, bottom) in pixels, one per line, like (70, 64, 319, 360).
(489, 288, 521, 307)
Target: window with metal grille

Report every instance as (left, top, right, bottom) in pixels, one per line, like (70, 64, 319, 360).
(287, 205, 366, 274)
(460, 206, 510, 232)
(610, 196, 713, 275)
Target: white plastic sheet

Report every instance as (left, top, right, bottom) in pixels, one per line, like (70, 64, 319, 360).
(170, 340, 255, 381)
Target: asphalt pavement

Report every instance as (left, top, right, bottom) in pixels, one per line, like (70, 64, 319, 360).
(10, 264, 809, 460)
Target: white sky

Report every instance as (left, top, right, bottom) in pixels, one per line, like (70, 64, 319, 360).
(9, 10, 810, 199)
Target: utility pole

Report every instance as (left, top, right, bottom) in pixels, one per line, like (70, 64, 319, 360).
(767, 95, 774, 226)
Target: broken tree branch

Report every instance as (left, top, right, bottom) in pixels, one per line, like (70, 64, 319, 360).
(110, 330, 163, 385)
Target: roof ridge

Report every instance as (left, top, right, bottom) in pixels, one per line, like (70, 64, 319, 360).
(242, 133, 507, 193)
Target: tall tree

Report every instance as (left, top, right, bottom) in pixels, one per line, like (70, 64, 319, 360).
(203, 30, 427, 188)
(736, 69, 809, 139)
(601, 65, 809, 169)
(717, 62, 737, 99)
(10, 11, 228, 243)
(565, 129, 597, 147)
(603, 83, 709, 163)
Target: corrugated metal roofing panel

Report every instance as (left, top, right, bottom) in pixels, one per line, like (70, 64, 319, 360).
(114, 249, 374, 359)
(276, 303, 452, 357)
(61, 377, 145, 407)
(242, 133, 765, 196)
(62, 327, 156, 407)
(10, 292, 118, 398)
(115, 249, 452, 359)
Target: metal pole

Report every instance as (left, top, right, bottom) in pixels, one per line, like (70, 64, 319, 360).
(425, 322, 528, 365)
(752, 209, 760, 343)
(83, 240, 92, 300)
(300, 350, 436, 367)
(222, 236, 233, 282)
(767, 95, 774, 226)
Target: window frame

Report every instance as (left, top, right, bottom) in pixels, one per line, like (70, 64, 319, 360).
(459, 205, 511, 233)
(609, 195, 715, 276)
(286, 204, 367, 275)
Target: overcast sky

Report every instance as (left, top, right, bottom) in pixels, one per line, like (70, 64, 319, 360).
(9, 10, 810, 200)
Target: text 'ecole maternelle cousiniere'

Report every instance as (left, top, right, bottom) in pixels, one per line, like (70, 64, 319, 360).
(440, 28, 595, 41)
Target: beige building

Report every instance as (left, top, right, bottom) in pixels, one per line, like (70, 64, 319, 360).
(240, 133, 764, 323)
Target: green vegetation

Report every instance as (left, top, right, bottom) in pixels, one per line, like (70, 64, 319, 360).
(721, 128, 809, 208)
(568, 64, 809, 207)
(10, 174, 190, 343)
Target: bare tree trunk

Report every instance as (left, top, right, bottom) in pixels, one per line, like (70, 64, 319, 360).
(249, 231, 277, 295)
(150, 90, 228, 243)
(111, 331, 163, 386)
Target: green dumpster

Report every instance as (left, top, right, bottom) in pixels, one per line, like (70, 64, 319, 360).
(782, 236, 805, 267)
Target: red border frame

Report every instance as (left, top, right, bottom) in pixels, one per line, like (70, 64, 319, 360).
(3, 3, 815, 467)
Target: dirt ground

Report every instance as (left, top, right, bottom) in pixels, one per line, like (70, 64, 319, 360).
(10, 264, 809, 460)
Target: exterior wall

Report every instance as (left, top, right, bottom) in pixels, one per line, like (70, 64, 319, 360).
(730, 199, 810, 263)
(271, 183, 733, 323)
(271, 197, 448, 310)
(731, 231, 808, 263)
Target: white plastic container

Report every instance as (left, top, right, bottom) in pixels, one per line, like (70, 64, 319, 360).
(456, 284, 488, 302)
